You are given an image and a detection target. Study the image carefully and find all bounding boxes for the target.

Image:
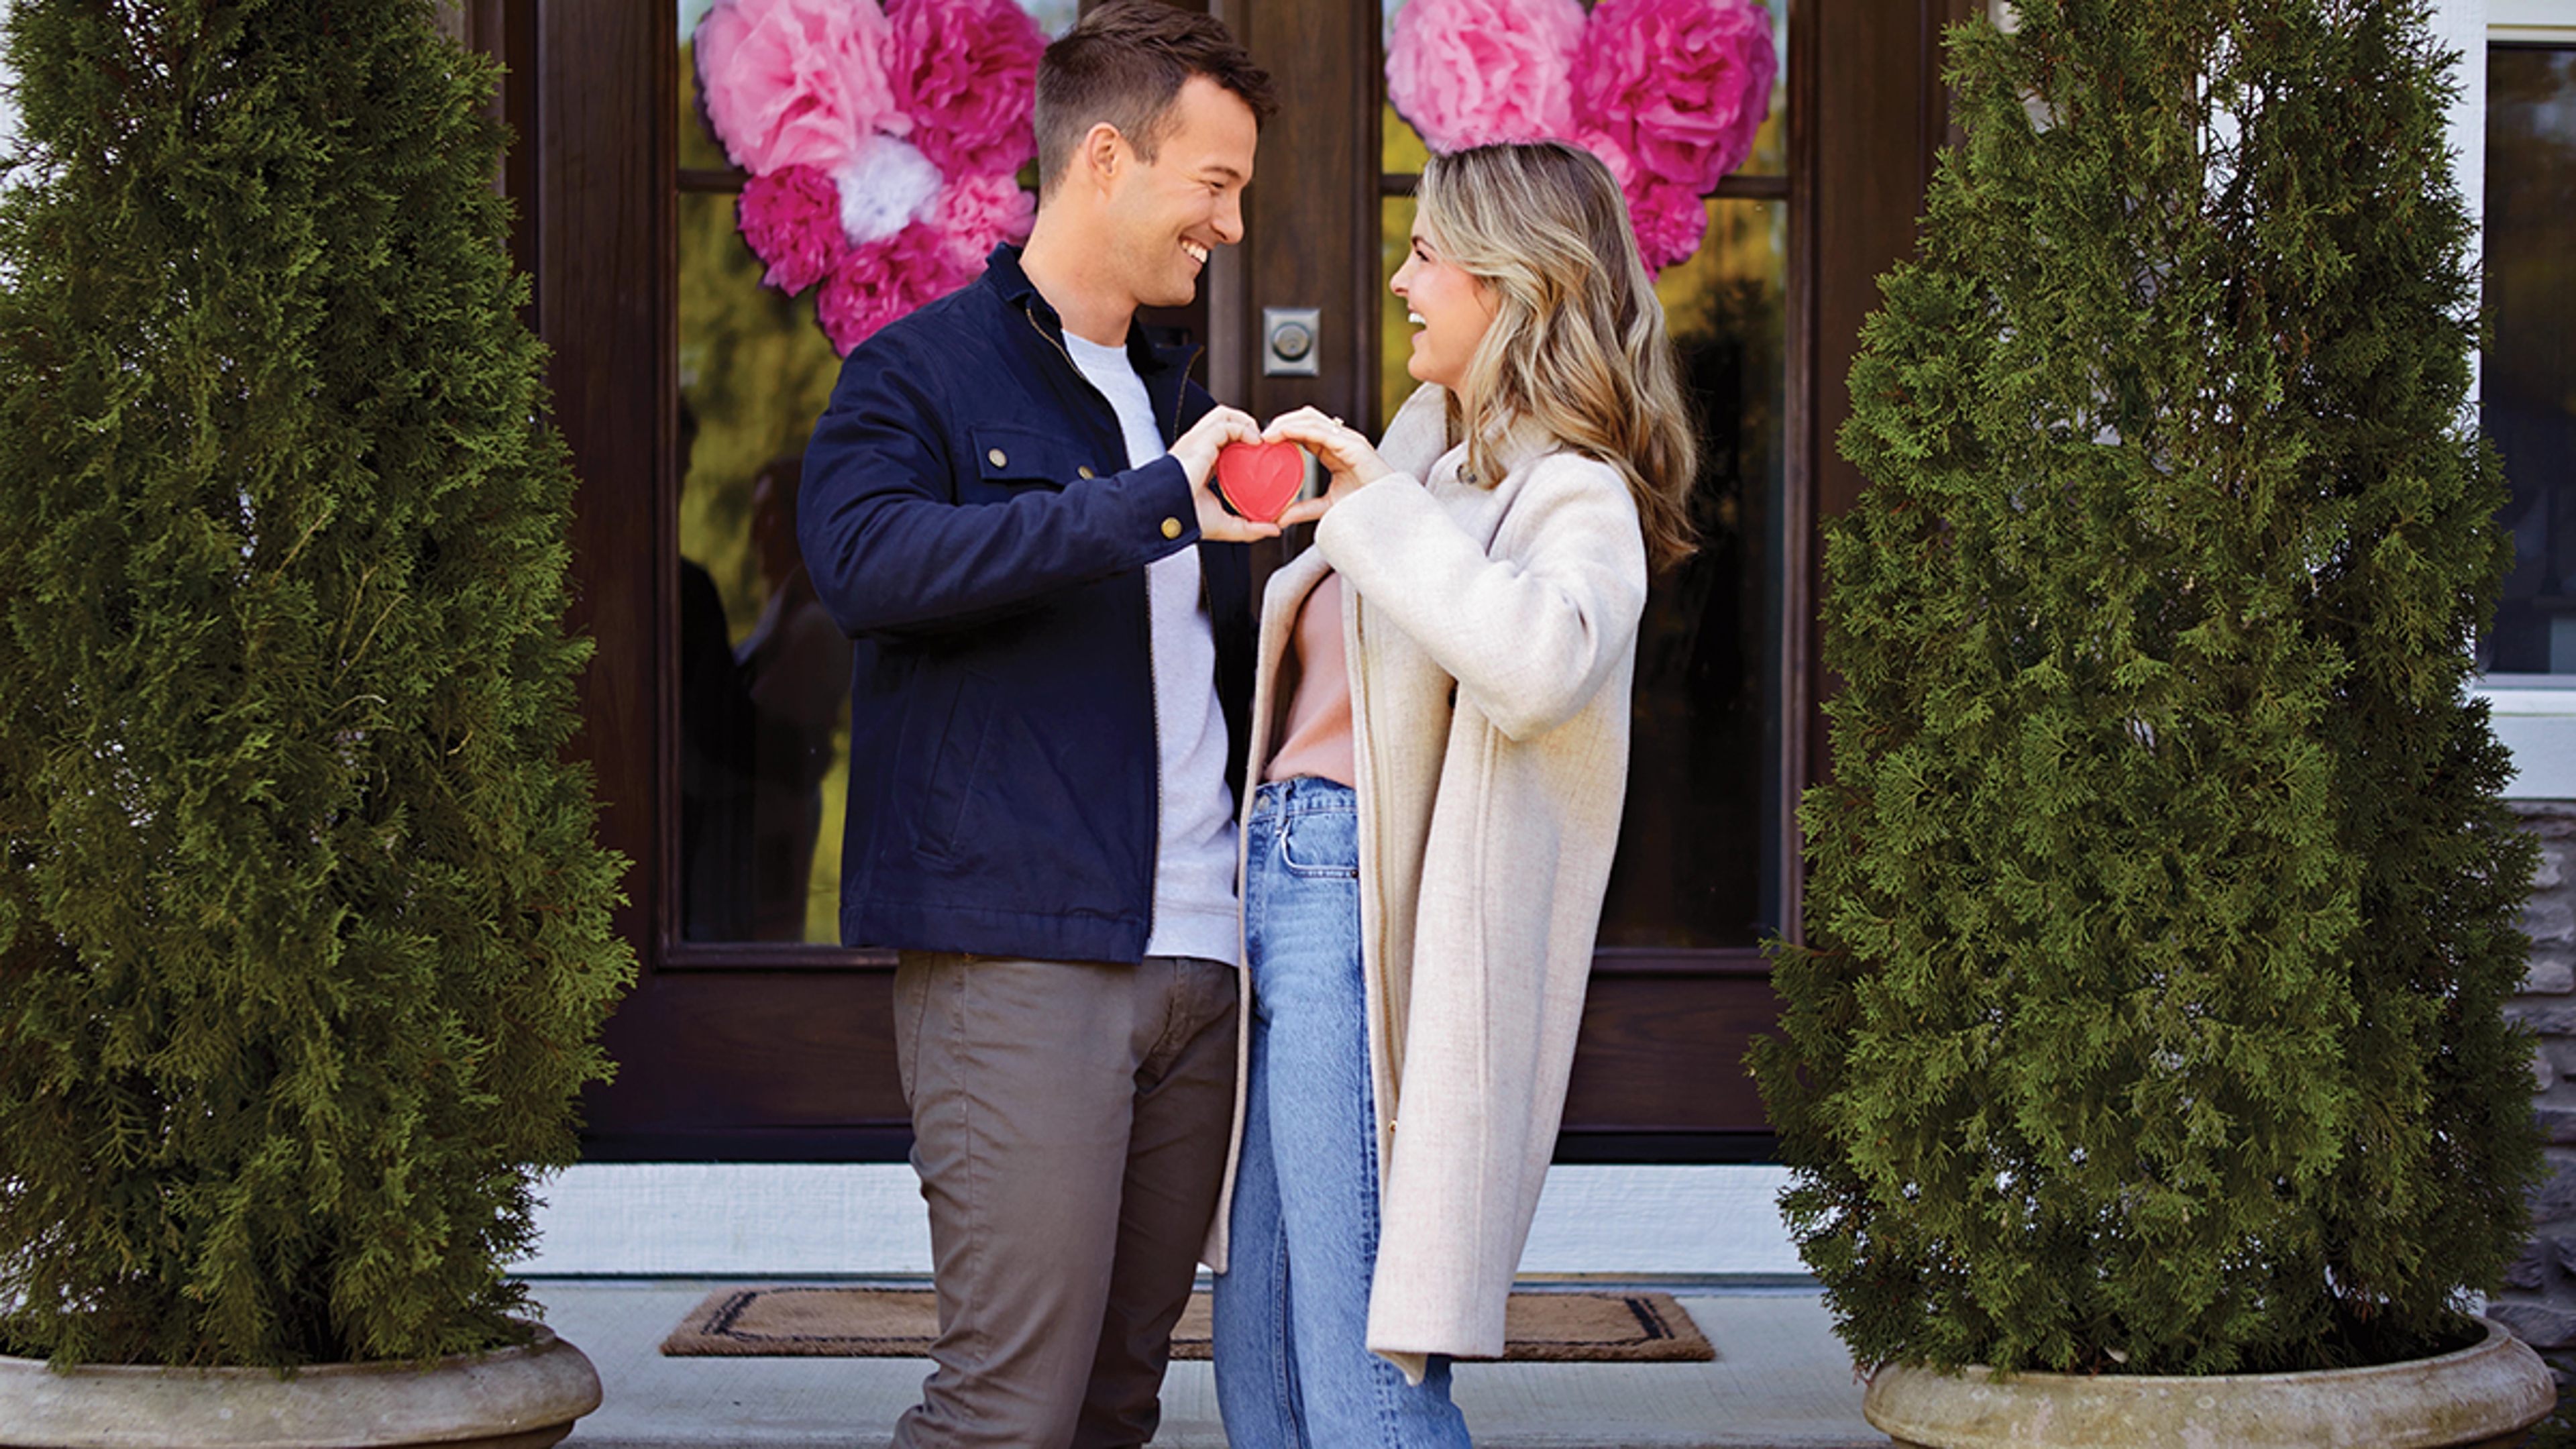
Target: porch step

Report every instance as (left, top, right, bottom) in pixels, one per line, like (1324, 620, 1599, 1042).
(527, 1278, 1882, 1448)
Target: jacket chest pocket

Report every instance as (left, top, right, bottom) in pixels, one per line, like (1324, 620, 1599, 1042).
(961, 423, 1110, 505)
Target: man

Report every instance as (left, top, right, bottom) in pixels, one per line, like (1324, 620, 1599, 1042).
(796, 5, 1278, 1446)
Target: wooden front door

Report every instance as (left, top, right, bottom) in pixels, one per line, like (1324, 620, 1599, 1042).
(454, 0, 1969, 1164)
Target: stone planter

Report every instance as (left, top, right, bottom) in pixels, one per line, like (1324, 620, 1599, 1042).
(1866, 1316, 2555, 1448)
(0, 1322, 602, 1449)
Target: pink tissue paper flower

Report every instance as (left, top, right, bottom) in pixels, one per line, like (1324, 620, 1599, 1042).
(884, 0, 1048, 178)
(738, 164, 849, 294)
(1626, 178, 1711, 274)
(1570, 127, 1705, 273)
(884, 221, 980, 311)
(1570, 122, 1641, 193)
(1574, 0, 1776, 195)
(817, 236, 917, 355)
(696, 0, 901, 177)
(1386, 0, 1586, 154)
(924, 172, 1037, 278)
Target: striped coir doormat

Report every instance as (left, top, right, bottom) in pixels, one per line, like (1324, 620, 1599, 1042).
(661, 1285, 1713, 1363)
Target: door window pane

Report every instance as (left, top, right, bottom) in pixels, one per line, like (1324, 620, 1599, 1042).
(1377, 0, 1792, 947)
(675, 97, 850, 941)
(1377, 192, 1786, 948)
(677, 180, 849, 943)
(1607, 199, 1787, 947)
(2485, 44, 2576, 675)
(674, 3, 1070, 943)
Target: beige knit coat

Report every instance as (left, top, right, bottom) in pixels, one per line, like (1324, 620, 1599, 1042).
(1232, 383, 1649, 1380)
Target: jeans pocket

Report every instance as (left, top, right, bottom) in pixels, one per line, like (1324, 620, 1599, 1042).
(1275, 807, 1359, 879)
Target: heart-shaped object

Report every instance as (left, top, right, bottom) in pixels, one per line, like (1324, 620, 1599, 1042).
(1214, 441, 1306, 523)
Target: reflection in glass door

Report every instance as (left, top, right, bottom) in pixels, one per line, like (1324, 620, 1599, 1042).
(674, 21, 851, 944)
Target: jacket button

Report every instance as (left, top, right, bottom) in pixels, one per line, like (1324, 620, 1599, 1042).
(987, 447, 1008, 468)
(1161, 517, 1183, 540)
(1078, 466, 1095, 479)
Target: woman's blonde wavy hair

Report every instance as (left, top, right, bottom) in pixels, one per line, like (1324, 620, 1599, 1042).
(1417, 141, 1699, 571)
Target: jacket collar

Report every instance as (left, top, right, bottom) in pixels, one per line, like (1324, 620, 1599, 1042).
(982, 243, 1199, 391)
(1486, 416, 1557, 482)
(1439, 400, 1557, 488)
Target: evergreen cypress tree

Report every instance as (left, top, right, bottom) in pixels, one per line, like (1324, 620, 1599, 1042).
(0, 0, 633, 1366)
(1752, 0, 2538, 1375)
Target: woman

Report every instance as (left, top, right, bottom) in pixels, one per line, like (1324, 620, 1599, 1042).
(1209, 140, 1699, 1447)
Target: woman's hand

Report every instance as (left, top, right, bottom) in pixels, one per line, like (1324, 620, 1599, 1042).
(1263, 407, 1391, 527)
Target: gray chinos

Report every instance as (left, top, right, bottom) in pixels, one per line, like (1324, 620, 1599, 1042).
(890, 950, 1239, 1449)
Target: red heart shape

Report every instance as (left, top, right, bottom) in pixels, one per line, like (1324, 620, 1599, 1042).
(1214, 441, 1305, 523)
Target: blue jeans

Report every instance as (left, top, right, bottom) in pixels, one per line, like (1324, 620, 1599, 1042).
(1212, 777, 1474, 1449)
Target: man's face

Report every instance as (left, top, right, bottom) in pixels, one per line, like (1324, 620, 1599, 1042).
(1103, 76, 1258, 312)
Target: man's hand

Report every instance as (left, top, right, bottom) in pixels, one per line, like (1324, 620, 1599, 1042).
(1169, 406, 1279, 543)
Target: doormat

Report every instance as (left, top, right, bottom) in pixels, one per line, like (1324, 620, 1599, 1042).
(661, 1285, 1713, 1364)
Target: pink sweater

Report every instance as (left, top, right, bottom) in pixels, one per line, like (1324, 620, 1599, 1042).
(1263, 571, 1357, 788)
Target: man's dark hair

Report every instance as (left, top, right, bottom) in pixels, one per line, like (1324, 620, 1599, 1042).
(1034, 0, 1278, 199)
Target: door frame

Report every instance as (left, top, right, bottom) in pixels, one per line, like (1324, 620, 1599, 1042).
(455, 0, 1972, 1163)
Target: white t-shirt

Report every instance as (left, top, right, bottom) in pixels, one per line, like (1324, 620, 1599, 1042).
(1063, 332, 1241, 967)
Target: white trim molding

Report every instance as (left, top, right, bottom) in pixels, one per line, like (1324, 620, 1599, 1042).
(2481, 683, 2576, 800)
(2493, 0, 2576, 40)
(514, 1163, 1806, 1280)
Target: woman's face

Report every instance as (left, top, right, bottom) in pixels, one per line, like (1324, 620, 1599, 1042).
(1390, 217, 1498, 396)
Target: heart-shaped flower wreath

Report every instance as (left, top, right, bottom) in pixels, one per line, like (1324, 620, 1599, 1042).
(1386, 0, 1778, 274)
(694, 0, 1047, 355)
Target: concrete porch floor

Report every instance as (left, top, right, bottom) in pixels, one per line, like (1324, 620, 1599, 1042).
(525, 1277, 1884, 1448)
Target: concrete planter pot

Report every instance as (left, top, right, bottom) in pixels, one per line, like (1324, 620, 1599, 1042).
(0, 1322, 602, 1449)
(1866, 1316, 2555, 1449)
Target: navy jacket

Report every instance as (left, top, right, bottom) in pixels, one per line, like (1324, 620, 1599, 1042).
(798, 246, 1254, 964)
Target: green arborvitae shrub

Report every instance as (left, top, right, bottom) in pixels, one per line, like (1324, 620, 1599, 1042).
(0, 0, 633, 1367)
(1751, 0, 2538, 1377)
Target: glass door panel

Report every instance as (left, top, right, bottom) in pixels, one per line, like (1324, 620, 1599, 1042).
(1376, 0, 1794, 945)
(669, 3, 1072, 945)
(676, 24, 853, 944)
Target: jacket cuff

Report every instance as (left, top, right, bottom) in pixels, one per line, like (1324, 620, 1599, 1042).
(1134, 453, 1202, 554)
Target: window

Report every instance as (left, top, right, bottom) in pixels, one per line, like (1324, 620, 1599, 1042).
(1376, 0, 1794, 945)
(669, 3, 1074, 943)
(2484, 40, 2576, 677)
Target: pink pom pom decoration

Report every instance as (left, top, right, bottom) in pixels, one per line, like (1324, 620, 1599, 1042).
(926, 172, 1039, 276)
(738, 165, 850, 294)
(697, 0, 1044, 351)
(695, 0, 900, 177)
(1626, 178, 1712, 274)
(884, 0, 1048, 178)
(1385, 0, 1587, 153)
(1570, 121, 1642, 193)
(816, 236, 918, 356)
(1574, 0, 1778, 195)
(1569, 123, 1703, 271)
